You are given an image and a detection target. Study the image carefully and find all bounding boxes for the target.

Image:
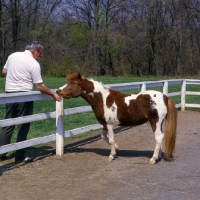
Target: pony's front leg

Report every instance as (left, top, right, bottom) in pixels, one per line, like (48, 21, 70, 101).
(107, 125, 117, 161)
(100, 129, 118, 150)
(108, 143, 116, 161)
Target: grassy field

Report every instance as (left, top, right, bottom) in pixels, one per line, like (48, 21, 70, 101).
(1, 75, 200, 143)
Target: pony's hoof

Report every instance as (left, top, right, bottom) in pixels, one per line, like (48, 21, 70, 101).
(108, 157, 112, 161)
(149, 159, 156, 164)
(108, 155, 114, 161)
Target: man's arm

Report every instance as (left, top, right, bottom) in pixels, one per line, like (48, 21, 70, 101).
(2, 68, 7, 75)
(35, 83, 61, 101)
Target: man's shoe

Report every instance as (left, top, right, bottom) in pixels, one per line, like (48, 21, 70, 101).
(15, 157, 33, 163)
(0, 155, 7, 161)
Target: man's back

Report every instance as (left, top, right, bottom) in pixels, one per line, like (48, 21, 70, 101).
(5, 50, 42, 92)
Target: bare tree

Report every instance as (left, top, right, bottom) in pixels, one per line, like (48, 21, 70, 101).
(0, 0, 200, 76)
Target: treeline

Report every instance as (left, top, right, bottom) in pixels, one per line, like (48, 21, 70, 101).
(0, 0, 199, 77)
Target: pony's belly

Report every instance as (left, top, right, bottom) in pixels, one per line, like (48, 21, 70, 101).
(119, 118, 149, 126)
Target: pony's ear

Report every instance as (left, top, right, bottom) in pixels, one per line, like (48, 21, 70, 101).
(78, 73, 82, 81)
(66, 73, 82, 82)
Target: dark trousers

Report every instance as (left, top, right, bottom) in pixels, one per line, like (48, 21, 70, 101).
(0, 101, 33, 161)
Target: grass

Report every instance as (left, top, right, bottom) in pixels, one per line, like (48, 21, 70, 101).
(0, 75, 200, 144)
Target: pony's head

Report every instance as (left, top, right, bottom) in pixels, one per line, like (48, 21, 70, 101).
(56, 73, 83, 99)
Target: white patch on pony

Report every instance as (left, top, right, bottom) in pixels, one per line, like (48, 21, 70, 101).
(141, 90, 167, 125)
(145, 90, 167, 117)
(92, 80, 109, 93)
(124, 94, 138, 105)
(59, 84, 67, 90)
(139, 90, 167, 161)
(105, 102, 119, 124)
(91, 80, 120, 125)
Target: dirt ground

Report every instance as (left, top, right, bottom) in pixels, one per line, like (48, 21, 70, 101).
(0, 110, 200, 200)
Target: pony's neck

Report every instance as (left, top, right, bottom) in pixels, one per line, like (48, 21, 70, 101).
(81, 79, 108, 106)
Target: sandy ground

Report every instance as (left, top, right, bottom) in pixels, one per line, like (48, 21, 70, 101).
(0, 110, 200, 200)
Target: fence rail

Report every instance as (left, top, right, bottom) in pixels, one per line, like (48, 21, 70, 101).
(0, 78, 200, 156)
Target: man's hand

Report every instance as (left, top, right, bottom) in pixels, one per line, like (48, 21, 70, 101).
(52, 93, 61, 102)
(2, 68, 7, 75)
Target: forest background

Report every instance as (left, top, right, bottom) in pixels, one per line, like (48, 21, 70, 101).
(0, 0, 200, 77)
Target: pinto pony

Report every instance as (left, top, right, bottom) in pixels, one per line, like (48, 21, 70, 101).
(56, 73, 177, 164)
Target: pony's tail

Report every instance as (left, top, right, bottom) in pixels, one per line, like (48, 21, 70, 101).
(164, 98, 177, 161)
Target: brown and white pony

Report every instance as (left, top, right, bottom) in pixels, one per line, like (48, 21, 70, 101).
(56, 73, 177, 164)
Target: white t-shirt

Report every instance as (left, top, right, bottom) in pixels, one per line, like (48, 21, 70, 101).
(4, 50, 43, 92)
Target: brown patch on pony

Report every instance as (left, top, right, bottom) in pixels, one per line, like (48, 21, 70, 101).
(81, 78, 95, 93)
(106, 89, 120, 108)
(137, 94, 159, 131)
(116, 94, 152, 126)
(137, 94, 151, 119)
(149, 108, 159, 132)
(91, 91, 106, 125)
(80, 79, 106, 126)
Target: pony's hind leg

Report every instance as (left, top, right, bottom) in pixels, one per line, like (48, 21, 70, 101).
(149, 121, 164, 164)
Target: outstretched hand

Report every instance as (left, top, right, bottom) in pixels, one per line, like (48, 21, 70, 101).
(52, 93, 61, 102)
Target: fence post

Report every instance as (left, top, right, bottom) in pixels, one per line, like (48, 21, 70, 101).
(181, 80, 186, 111)
(140, 83, 146, 92)
(56, 98, 64, 156)
(163, 81, 168, 95)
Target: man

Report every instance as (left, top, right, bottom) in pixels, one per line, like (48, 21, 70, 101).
(0, 41, 61, 163)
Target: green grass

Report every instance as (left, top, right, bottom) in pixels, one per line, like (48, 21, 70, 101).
(0, 75, 200, 143)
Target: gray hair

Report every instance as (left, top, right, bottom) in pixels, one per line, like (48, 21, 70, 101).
(25, 41, 44, 51)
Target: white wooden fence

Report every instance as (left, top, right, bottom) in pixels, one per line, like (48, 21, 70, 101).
(0, 78, 200, 156)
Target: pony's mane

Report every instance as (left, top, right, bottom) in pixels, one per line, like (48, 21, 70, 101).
(88, 78, 110, 90)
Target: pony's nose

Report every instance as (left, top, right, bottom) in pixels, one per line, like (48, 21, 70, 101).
(56, 89, 61, 95)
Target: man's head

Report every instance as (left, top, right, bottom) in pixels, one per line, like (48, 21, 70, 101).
(26, 41, 44, 60)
